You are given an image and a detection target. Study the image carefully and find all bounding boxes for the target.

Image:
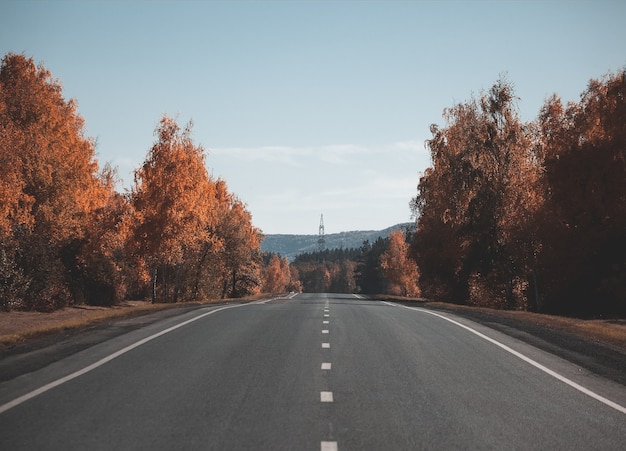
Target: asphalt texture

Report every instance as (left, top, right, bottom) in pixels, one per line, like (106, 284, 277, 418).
(1, 293, 625, 450)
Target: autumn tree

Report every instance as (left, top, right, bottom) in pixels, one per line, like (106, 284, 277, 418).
(409, 163, 462, 301)
(0, 53, 109, 310)
(411, 78, 538, 308)
(262, 254, 291, 294)
(380, 230, 420, 297)
(291, 245, 382, 294)
(0, 52, 266, 309)
(0, 75, 31, 310)
(0, 105, 32, 240)
(287, 265, 303, 293)
(211, 180, 262, 298)
(329, 259, 357, 293)
(73, 165, 135, 306)
(132, 116, 216, 303)
(534, 70, 626, 315)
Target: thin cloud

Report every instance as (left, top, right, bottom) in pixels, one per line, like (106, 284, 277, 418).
(211, 141, 428, 166)
(210, 146, 308, 167)
(207, 140, 430, 233)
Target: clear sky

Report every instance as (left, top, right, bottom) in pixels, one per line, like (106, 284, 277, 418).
(1, 1, 625, 235)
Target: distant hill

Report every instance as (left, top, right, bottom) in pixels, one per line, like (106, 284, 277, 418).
(261, 223, 414, 261)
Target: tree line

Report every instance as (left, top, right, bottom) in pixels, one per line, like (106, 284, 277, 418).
(411, 71, 625, 316)
(0, 53, 265, 311)
(2, 52, 623, 316)
(289, 227, 419, 297)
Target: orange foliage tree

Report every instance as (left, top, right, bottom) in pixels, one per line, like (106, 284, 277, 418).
(411, 78, 539, 308)
(380, 230, 420, 297)
(0, 52, 264, 310)
(0, 53, 111, 310)
(74, 164, 135, 306)
(132, 116, 217, 303)
(533, 70, 626, 314)
(194, 180, 262, 298)
(262, 254, 291, 294)
(412, 71, 625, 315)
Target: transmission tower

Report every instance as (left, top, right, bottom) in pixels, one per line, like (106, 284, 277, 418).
(316, 214, 326, 292)
(318, 214, 326, 253)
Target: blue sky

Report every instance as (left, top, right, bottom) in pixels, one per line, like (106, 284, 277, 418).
(1, 1, 625, 234)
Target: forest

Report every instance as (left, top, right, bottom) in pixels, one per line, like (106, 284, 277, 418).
(411, 71, 625, 316)
(0, 53, 267, 311)
(288, 228, 419, 297)
(1, 52, 624, 317)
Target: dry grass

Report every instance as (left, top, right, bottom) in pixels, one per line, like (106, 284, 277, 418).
(3, 294, 625, 353)
(378, 295, 626, 351)
(0, 293, 274, 349)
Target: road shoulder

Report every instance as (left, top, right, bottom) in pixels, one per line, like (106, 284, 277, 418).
(382, 297, 626, 387)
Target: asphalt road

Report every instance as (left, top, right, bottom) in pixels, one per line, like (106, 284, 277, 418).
(1, 293, 626, 450)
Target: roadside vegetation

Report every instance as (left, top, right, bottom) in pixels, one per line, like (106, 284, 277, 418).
(0, 294, 275, 349)
(1, 51, 624, 322)
(0, 53, 264, 312)
(411, 71, 625, 317)
(289, 228, 418, 297)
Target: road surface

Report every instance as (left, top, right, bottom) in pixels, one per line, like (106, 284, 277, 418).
(1, 293, 625, 450)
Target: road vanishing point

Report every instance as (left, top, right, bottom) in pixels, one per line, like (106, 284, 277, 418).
(1, 293, 625, 450)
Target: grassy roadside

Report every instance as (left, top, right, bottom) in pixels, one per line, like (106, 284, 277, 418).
(0, 294, 276, 350)
(375, 295, 626, 351)
(2, 293, 625, 354)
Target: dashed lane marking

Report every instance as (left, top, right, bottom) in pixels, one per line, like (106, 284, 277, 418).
(322, 343, 330, 349)
(321, 363, 332, 370)
(320, 391, 334, 402)
(321, 441, 338, 451)
(322, 330, 329, 334)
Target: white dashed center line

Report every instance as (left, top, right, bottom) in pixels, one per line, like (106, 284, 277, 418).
(321, 301, 336, 449)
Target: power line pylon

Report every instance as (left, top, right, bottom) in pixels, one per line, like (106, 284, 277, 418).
(316, 214, 326, 292)
(318, 214, 326, 253)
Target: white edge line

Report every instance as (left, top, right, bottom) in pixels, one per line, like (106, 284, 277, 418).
(388, 302, 626, 415)
(0, 300, 265, 415)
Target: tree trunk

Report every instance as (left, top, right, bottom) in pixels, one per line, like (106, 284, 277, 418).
(231, 269, 237, 297)
(221, 274, 229, 299)
(531, 267, 541, 312)
(173, 264, 181, 303)
(151, 267, 158, 304)
(192, 244, 210, 301)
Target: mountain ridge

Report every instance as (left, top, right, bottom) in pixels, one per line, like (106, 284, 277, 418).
(261, 223, 414, 261)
